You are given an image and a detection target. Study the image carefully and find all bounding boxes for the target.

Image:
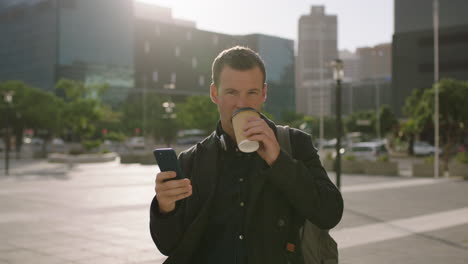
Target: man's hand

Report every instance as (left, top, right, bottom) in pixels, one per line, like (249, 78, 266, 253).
(243, 117, 280, 166)
(155, 171, 192, 214)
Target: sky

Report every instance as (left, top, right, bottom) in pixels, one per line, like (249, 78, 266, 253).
(137, 0, 394, 52)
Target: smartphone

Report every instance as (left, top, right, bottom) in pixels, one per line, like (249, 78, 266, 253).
(153, 148, 184, 181)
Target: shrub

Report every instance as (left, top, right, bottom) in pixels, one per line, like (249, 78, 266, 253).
(424, 155, 434, 164)
(456, 151, 468, 164)
(104, 132, 125, 142)
(69, 149, 84, 155)
(82, 140, 102, 152)
(325, 152, 334, 160)
(343, 154, 356, 161)
(100, 149, 110, 154)
(378, 154, 389, 162)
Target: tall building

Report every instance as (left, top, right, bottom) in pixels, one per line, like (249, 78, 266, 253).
(134, 16, 295, 120)
(239, 34, 295, 119)
(296, 6, 338, 117)
(393, 0, 468, 116)
(337, 44, 392, 117)
(0, 0, 135, 106)
(0, 0, 295, 118)
(357, 43, 391, 81)
(339, 50, 360, 83)
(134, 18, 235, 99)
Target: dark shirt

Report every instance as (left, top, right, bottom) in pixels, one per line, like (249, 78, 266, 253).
(195, 126, 256, 264)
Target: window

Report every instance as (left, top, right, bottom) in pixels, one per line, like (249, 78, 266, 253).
(152, 71, 158, 82)
(171, 72, 177, 83)
(199, 75, 205, 86)
(186, 31, 192, 41)
(192, 57, 198, 69)
(175, 46, 181, 57)
(144, 41, 150, 54)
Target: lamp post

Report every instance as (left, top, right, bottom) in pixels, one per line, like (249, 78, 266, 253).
(433, 0, 440, 178)
(332, 59, 344, 190)
(3, 91, 14, 176)
(162, 100, 176, 147)
(318, 21, 325, 152)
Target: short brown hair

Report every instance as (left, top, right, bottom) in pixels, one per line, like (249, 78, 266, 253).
(211, 46, 266, 88)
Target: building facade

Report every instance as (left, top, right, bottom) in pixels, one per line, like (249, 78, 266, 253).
(393, 0, 468, 116)
(296, 6, 338, 117)
(357, 43, 391, 81)
(0, 0, 135, 106)
(1, 0, 295, 120)
(135, 18, 295, 120)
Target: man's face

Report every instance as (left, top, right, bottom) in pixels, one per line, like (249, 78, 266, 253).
(210, 65, 267, 137)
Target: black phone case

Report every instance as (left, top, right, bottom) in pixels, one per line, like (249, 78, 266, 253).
(153, 148, 184, 180)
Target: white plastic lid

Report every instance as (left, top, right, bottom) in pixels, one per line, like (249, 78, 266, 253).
(238, 140, 259, 153)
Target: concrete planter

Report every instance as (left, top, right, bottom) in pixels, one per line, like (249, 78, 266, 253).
(341, 160, 364, 174)
(364, 161, 399, 176)
(48, 152, 118, 163)
(412, 163, 442, 177)
(120, 152, 155, 165)
(449, 161, 468, 178)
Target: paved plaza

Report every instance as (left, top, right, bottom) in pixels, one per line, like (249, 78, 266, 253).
(0, 158, 467, 263)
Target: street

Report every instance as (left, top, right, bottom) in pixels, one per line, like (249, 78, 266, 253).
(0, 159, 467, 264)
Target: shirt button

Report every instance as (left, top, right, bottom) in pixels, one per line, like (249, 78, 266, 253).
(239, 178, 244, 182)
(277, 219, 286, 227)
(240, 202, 245, 207)
(239, 235, 244, 240)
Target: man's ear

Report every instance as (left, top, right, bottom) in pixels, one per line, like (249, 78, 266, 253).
(210, 83, 218, 104)
(262, 83, 267, 102)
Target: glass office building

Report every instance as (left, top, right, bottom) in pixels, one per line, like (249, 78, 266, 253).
(0, 0, 134, 106)
(240, 34, 295, 120)
(392, 0, 468, 116)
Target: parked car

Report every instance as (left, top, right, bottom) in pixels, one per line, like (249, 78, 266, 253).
(31, 137, 44, 145)
(348, 142, 388, 161)
(50, 138, 66, 153)
(320, 139, 347, 159)
(176, 129, 206, 145)
(126, 137, 145, 149)
(413, 141, 442, 156)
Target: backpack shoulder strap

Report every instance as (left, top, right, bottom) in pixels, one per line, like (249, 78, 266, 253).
(276, 125, 339, 264)
(276, 125, 292, 156)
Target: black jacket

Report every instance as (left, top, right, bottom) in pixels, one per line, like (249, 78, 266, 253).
(150, 119, 343, 264)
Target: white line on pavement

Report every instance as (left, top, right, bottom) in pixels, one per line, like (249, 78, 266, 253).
(331, 207, 468, 249)
(341, 178, 449, 193)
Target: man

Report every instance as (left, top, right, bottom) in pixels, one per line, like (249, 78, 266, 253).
(150, 46, 343, 264)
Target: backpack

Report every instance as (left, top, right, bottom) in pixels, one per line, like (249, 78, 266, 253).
(276, 125, 339, 264)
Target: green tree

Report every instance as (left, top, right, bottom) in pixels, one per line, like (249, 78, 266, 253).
(121, 92, 180, 145)
(55, 79, 108, 141)
(0, 81, 64, 156)
(401, 88, 427, 155)
(176, 96, 218, 134)
(379, 105, 399, 136)
(280, 111, 337, 139)
(404, 79, 468, 167)
(400, 119, 418, 155)
(344, 110, 376, 136)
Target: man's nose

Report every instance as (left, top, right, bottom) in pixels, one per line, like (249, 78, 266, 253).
(236, 95, 248, 108)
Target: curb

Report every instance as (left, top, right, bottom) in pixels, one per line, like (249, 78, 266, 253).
(48, 152, 118, 163)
